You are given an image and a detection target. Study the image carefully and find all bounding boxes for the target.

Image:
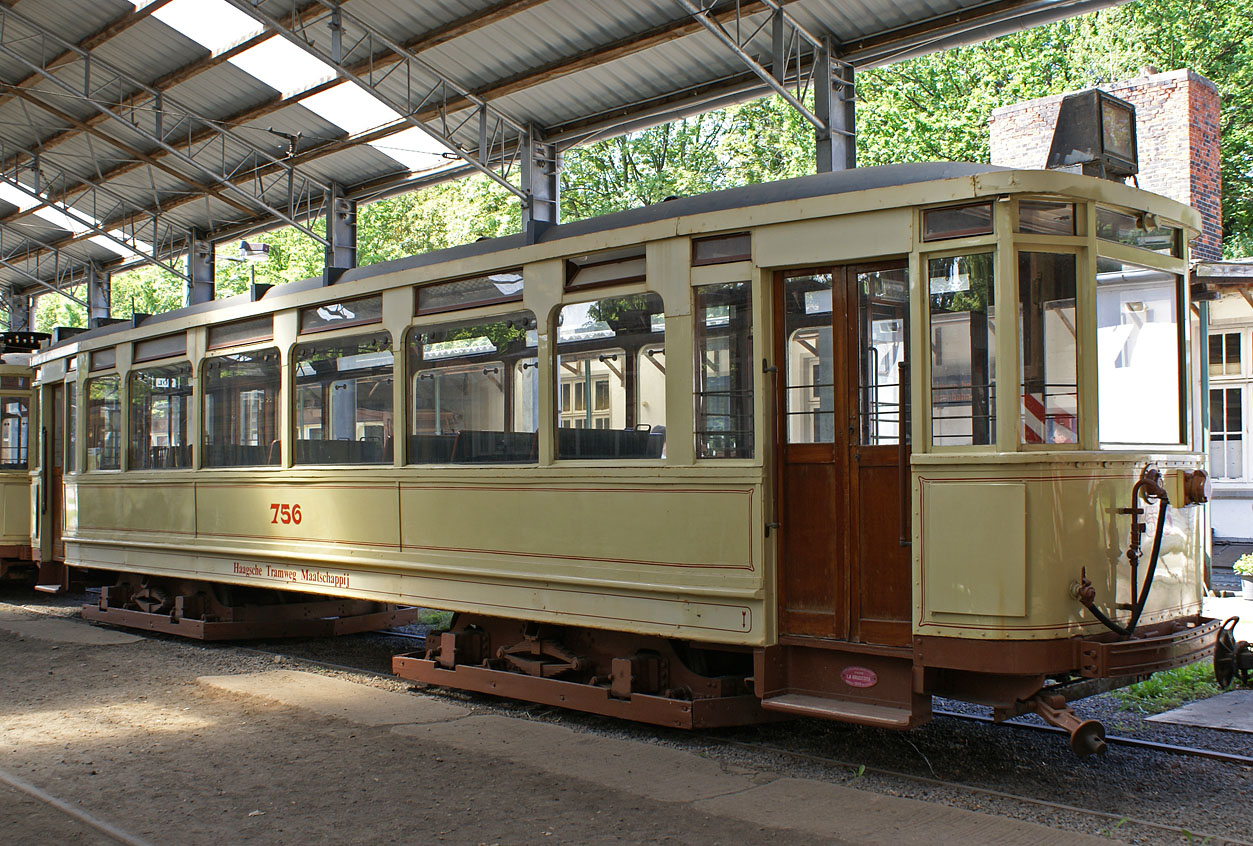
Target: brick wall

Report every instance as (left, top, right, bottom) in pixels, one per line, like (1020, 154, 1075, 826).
(989, 69, 1222, 261)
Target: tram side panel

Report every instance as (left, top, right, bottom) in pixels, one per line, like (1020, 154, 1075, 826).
(65, 469, 769, 646)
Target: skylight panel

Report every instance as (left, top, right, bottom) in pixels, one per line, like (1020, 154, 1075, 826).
(301, 83, 401, 136)
(0, 183, 38, 212)
(143, 0, 262, 55)
(230, 37, 336, 96)
(368, 127, 450, 174)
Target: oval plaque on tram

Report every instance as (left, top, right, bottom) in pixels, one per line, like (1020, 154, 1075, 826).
(840, 666, 878, 689)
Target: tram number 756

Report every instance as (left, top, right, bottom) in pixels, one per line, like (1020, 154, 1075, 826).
(270, 503, 303, 525)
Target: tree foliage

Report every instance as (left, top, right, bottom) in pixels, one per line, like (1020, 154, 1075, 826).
(19, 0, 1253, 332)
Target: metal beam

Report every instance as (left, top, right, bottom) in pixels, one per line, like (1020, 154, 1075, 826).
(325, 184, 357, 270)
(0, 4, 332, 246)
(87, 263, 110, 323)
(221, 0, 530, 201)
(4, 291, 30, 331)
(186, 229, 215, 306)
(814, 43, 855, 172)
(521, 133, 559, 244)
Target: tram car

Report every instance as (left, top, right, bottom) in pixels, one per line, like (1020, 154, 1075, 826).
(0, 333, 40, 583)
(27, 161, 1216, 754)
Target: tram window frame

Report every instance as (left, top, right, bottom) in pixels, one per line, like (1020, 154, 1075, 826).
(65, 379, 77, 473)
(554, 292, 666, 460)
(293, 330, 395, 466)
(694, 281, 754, 459)
(0, 392, 29, 470)
(406, 310, 539, 465)
(926, 251, 997, 449)
(128, 362, 194, 470)
(84, 373, 122, 472)
(1017, 251, 1080, 447)
(201, 347, 282, 468)
(1094, 257, 1185, 446)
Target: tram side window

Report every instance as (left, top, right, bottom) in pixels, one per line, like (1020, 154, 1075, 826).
(295, 332, 394, 465)
(695, 282, 753, 458)
(555, 294, 666, 459)
(1018, 252, 1078, 445)
(1096, 259, 1182, 445)
(783, 272, 834, 444)
(203, 349, 281, 467)
(0, 395, 29, 469)
(928, 253, 996, 446)
(66, 381, 77, 473)
(408, 312, 538, 464)
(129, 364, 193, 469)
(85, 375, 121, 471)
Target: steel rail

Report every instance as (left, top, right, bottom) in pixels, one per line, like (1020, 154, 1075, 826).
(933, 708, 1253, 766)
(0, 766, 156, 846)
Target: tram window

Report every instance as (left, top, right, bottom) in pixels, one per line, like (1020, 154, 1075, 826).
(134, 333, 186, 363)
(1209, 332, 1241, 377)
(928, 253, 996, 447)
(85, 375, 121, 471)
(783, 273, 834, 444)
(0, 375, 29, 389)
(555, 294, 665, 459)
(1018, 253, 1078, 445)
(408, 311, 537, 464)
(692, 233, 751, 266)
(1096, 259, 1182, 444)
(208, 316, 273, 350)
(858, 268, 909, 446)
(1211, 387, 1243, 479)
(565, 248, 647, 290)
(294, 332, 393, 465)
(128, 363, 193, 469)
(0, 395, 29, 469)
(91, 348, 116, 371)
(695, 282, 753, 458)
(299, 296, 383, 334)
(1018, 201, 1076, 236)
(1096, 207, 1182, 257)
(202, 348, 281, 467)
(66, 381, 77, 473)
(922, 203, 993, 241)
(416, 271, 523, 314)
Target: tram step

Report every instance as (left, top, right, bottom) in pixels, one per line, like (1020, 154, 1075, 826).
(33, 584, 65, 594)
(761, 693, 914, 728)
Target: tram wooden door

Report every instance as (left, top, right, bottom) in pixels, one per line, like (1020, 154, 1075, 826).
(48, 383, 64, 561)
(775, 263, 911, 646)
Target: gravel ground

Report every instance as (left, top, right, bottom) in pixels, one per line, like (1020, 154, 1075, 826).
(7, 585, 1252, 845)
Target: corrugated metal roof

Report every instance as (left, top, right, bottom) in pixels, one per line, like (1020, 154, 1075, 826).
(0, 0, 1124, 302)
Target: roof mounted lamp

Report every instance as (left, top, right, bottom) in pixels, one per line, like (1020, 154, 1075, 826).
(239, 241, 271, 261)
(1046, 89, 1138, 182)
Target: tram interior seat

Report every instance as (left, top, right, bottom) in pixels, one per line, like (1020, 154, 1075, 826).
(137, 444, 191, 468)
(294, 438, 390, 465)
(202, 443, 281, 467)
(556, 425, 664, 459)
(407, 430, 537, 464)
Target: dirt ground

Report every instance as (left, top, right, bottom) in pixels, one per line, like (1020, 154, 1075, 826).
(0, 620, 812, 845)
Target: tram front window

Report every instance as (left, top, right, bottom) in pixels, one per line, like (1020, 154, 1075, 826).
(928, 253, 996, 446)
(1095, 259, 1182, 445)
(1018, 252, 1078, 445)
(294, 332, 394, 465)
(408, 312, 538, 464)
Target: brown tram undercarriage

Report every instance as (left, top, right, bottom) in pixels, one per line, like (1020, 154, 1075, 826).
(72, 573, 1218, 756)
(394, 612, 1220, 757)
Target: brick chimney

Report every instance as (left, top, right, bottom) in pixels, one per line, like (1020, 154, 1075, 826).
(989, 69, 1222, 261)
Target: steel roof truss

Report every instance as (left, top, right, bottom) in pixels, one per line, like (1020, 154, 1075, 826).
(0, 4, 332, 247)
(0, 223, 89, 306)
(221, 0, 529, 202)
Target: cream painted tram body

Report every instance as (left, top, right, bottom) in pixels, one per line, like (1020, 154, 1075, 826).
(0, 349, 35, 580)
(28, 162, 1217, 736)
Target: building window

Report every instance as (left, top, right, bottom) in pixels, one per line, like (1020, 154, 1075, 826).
(695, 282, 753, 458)
(202, 349, 281, 467)
(294, 332, 394, 465)
(128, 363, 193, 469)
(555, 294, 666, 459)
(85, 375, 122, 471)
(1210, 331, 1241, 377)
(1211, 387, 1243, 479)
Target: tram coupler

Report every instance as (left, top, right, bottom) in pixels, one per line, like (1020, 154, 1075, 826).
(1031, 693, 1107, 757)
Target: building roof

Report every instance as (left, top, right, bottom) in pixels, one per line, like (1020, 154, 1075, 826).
(0, 0, 1125, 303)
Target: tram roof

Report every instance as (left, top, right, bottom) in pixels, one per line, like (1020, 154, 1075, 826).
(0, 0, 1126, 305)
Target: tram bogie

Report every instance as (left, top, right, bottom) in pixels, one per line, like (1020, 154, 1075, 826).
(21, 162, 1218, 751)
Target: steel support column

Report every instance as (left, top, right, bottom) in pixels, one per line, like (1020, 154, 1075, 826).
(5, 291, 30, 331)
(522, 133, 560, 244)
(186, 230, 214, 306)
(815, 47, 855, 172)
(87, 263, 110, 323)
(326, 184, 357, 271)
